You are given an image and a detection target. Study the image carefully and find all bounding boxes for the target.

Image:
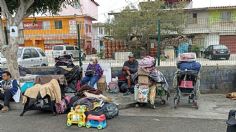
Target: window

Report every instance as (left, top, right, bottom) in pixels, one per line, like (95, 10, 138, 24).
(99, 27, 104, 34)
(66, 46, 75, 50)
(23, 49, 31, 59)
(221, 11, 231, 22)
(38, 49, 46, 57)
(85, 24, 88, 33)
(55, 20, 62, 29)
(53, 46, 64, 50)
(42, 21, 50, 30)
(192, 13, 197, 24)
(30, 49, 40, 58)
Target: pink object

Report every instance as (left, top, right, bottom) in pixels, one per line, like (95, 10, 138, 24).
(179, 81, 193, 88)
(139, 56, 155, 68)
(178, 53, 197, 62)
(87, 114, 106, 122)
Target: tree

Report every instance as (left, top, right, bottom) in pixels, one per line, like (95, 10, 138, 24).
(0, 0, 79, 79)
(107, 0, 187, 42)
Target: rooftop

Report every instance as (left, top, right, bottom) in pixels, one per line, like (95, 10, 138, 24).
(186, 0, 236, 9)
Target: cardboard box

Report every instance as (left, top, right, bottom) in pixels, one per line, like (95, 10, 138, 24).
(138, 68, 149, 76)
(138, 75, 149, 84)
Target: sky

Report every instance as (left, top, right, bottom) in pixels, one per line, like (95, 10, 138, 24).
(96, 0, 142, 22)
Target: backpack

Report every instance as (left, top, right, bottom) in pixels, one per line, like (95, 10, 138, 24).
(86, 102, 119, 119)
(108, 81, 119, 94)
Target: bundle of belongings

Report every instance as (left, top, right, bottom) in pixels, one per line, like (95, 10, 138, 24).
(55, 55, 75, 68)
(132, 56, 169, 106)
(177, 53, 201, 72)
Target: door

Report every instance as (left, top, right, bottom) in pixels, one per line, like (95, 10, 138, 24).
(21, 49, 33, 67)
(220, 35, 236, 53)
(30, 48, 41, 67)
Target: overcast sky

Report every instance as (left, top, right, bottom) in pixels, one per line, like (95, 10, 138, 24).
(96, 0, 142, 22)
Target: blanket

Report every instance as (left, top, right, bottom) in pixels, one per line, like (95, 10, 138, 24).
(23, 79, 62, 104)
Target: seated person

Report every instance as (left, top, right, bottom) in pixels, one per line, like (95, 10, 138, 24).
(119, 53, 138, 95)
(0, 71, 18, 112)
(81, 58, 103, 88)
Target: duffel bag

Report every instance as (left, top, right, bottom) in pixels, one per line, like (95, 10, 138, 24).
(86, 102, 119, 119)
(108, 81, 119, 94)
(178, 61, 201, 72)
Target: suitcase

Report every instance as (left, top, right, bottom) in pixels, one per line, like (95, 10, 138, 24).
(226, 110, 236, 132)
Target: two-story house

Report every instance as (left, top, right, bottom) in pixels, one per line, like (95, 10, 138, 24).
(185, 0, 236, 53)
(21, 0, 99, 54)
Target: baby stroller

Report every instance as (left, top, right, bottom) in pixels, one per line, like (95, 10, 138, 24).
(134, 56, 169, 109)
(173, 53, 201, 109)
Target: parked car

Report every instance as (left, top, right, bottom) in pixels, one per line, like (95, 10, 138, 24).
(0, 47, 48, 67)
(203, 45, 230, 60)
(52, 45, 86, 60)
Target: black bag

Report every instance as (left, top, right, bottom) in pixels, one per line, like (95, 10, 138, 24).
(86, 102, 119, 119)
(227, 110, 236, 132)
(85, 70, 95, 77)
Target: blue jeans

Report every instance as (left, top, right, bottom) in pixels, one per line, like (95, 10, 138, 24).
(81, 75, 100, 88)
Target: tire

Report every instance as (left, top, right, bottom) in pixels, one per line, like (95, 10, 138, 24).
(97, 125, 103, 130)
(209, 54, 213, 60)
(86, 124, 91, 128)
(66, 122, 72, 127)
(41, 64, 47, 67)
(160, 100, 166, 105)
(226, 56, 230, 60)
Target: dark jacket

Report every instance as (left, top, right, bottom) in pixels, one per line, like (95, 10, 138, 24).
(123, 60, 138, 74)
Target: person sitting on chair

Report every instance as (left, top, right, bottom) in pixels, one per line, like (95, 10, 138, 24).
(0, 71, 19, 112)
(81, 58, 103, 88)
(121, 53, 138, 95)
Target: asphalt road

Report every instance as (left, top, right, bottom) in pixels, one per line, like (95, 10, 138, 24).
(0, 110, 227, 132)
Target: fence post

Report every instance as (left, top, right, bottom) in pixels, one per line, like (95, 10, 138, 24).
(157, 19, 161, 66)
(77, 24, 82, 67)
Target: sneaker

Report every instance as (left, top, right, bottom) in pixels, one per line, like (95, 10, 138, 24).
(123, 91, 131, 96)
(1, 106, 9, 113)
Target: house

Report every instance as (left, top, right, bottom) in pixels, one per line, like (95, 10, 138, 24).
(19, 0, 99, 54)
(92, 23, 107, 53)
(184, 0, 236, 53)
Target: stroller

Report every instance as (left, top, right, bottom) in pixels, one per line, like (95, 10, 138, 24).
(134, 56, 169, 109)
(173, 53, 201, 109)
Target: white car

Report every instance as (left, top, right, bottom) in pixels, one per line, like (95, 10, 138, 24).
(52, 45, 86, 60)
(0, 47, 48, 67)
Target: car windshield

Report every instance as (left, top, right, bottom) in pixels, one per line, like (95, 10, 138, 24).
(53, 46, 63, 50)
(214, 45, 227, 49)
(17, 49, 23, 58)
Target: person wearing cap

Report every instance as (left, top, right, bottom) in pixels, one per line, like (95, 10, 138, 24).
(121, 53, 138, 95)
(81, 58, 103, 88)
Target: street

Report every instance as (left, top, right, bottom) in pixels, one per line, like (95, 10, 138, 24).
(0, 94, 232, 132)
(0, 110, 226, 132)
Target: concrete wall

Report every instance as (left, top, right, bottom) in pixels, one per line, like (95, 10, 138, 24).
(27, 65, 236, 94)
(112, 65, 236, 93)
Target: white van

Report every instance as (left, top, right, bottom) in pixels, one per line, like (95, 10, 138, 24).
(0, 47, 48, 67)
(52, 45, 86, 60)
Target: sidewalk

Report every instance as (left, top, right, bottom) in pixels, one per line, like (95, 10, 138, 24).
(3, 94, 235, 120)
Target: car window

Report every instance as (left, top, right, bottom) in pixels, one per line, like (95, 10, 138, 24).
(23, 49, 32, 58)
(30, 49, 40, 58)
(66, 46, 75, 50)
(75, 47, 79, 50)
(38, 49, 46, 57)
(53, 46, 63, 50)
(214, 45, 228, 49)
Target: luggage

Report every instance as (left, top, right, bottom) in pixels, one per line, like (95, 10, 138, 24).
(226, 110, 236, 132)
(108, 81, 119, 94)
(139, 56, 155, 68)
(86, 102, 119, 119)
(177, 61, 201, 72)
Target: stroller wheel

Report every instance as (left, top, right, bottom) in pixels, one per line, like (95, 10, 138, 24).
(135, 103, 139, 108)
(161, 100, 166, 105)
(193, 101, 199, 109)
(151, 104, 156, 109)
(174, 97, 179, 109)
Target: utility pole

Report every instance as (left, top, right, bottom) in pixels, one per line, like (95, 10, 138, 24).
(157, 19, 161, 66)
(77, 24, 82, 67)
